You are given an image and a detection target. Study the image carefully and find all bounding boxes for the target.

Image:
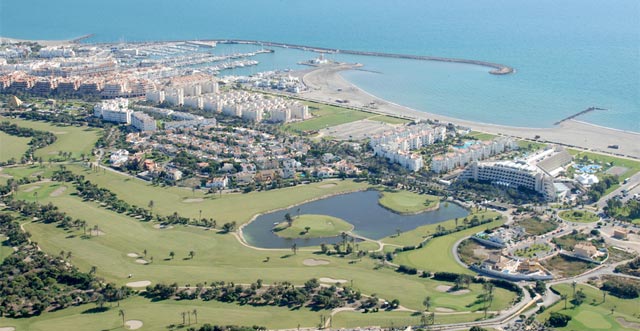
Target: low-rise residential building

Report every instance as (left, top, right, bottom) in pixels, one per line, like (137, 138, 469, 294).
(94, 98, 132, 124)
(206, 176, 229, 189)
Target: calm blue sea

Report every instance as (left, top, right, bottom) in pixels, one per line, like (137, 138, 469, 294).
(1, 0, 638, 131)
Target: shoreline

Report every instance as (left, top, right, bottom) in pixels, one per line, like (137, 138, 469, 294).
(300, 63, 640, 159)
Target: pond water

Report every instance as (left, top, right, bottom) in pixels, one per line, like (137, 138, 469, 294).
(241, 190, 469, 248)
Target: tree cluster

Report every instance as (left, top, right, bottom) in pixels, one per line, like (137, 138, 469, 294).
(0, 121, 57, 164)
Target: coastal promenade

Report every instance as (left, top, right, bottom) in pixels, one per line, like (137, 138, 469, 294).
(300, 64, 640, 159)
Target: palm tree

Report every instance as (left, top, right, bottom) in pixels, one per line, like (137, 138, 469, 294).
(423, 296, 432, 312)
(602, 289, 606, 303)
(561, 294, 568, 309)
(118, 309, 125, 326)
(181, 311, 186, 325)
(90, 266, 97, 275)
(291, 243, 298, 255)
(148, 200, 154, 212)
(192, 309, 198, 324)
(189, 251, 195, 259)
(143, 249, 147, 257)
(169, 251, 175, 260)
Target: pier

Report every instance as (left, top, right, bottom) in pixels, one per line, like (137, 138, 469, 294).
(554, 107, 606, 125)
(213, 39, 515, 75)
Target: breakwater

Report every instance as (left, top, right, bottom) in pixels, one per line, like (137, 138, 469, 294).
(554, 106, 606, 125)
(211, 39, 515, 75)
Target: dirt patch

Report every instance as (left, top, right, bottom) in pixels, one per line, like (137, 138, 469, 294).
(319, 277, 347, 284)
(0, 173, 14, 179)
(183, 198, 204, 203)
(126, 280, 151, 287)
(0, 327, 16, 331)
(51, 131, 68, 134)
(125, 320, 143, 330)
(23, 186, 41, 193)
(435, 307, 455, 312)
(451, 289, 470, 295)
(153, 224, 174, 229)
(319, 183, 337, 189)
(303, 258, 330, 266)
(50, 186, 67, 197)
(616, 317, 640, 329)
(127, 253, 139, 258)
(135, 259, 148, 264)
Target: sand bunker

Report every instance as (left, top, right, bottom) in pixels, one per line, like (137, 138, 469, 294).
(126, 280, 151, 287)
(135, 259, 148, 264)
(319, 183, 337, 188)
(616, 317, 640, 330)
(23, 186, 41, 193)
(435, 307, 455, 312)
(153, 224, 174, 229)
(303, 258, 330, 266)
(319, 277, 347, 284)
(127, 253, 139, 258)
(49, 186, 67, 197)
(125, 320, 143, 330)
(183, 198, 204, 203)
(89, 229, 105, 236)
(435, 285, 469, 295)
(0, 327, 16, 331)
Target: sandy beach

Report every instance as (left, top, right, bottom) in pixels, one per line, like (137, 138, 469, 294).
(301, 64, 640, 159)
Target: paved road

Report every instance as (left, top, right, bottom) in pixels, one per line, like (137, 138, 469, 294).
(597, 171, 640, 209)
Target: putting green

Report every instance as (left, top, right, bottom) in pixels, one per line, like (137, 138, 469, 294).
(273, 214, 353, 238)
(378, 190, 439, 214)
(574, 311, 611, 329)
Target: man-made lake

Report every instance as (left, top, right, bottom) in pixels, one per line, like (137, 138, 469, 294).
(241, 190, 469, 248)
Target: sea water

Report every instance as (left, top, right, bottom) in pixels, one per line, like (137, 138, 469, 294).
(1, 0, 638, 131)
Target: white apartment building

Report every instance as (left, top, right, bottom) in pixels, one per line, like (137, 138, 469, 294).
(370, 124, 445, 172)
(146, 90, 165, 104)
(431, 137, 517, 174)
(94, 98, 132, 124)
(131, 111, 157, 132)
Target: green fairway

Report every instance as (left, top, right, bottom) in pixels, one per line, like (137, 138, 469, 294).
(0, 235, 13, 264)
(333, 310, 486, 327)
(0, 295, 326, 330)
(559, 210, 599, 223)
(285, 101, 407, 132)
(537, 283, 640, 331)
(382, 211, 499, 247)
(0, 131, 31, 162)
(467, 131, 498, 141)
(393, 219, 504, 274)
(68, 164, 369, 223)
(1, 118, 100, 160)
(273, 214, 353, 239)
(378, 190, 440, 214)
(16, 181, 518, 314)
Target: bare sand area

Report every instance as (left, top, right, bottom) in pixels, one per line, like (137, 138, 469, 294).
(23, 186, 40, 193)
(183, 198, 204, 203)
(153, 224, 174, 229)
(0, 327, 16, 331)
(50, 186, 67, 197)
(318, 183, 338, 189)
(135, 259, 148, 264)
(302, 64, 640, 158)
(319, 277, 347, 283)
(303, 258, 330, 266)
(125, 320, 143, 330)
(435, 307, 455, 312)
(127, 253, 139, 258)
(126, 280, 151, 287)
(435, 285, 470, 295)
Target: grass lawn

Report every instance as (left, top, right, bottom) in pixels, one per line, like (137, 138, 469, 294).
(537, 283, 640, 331)
(559, 210, 599, 223)
(382, 211, 500, 247)
(273, 214, 353, 239)
(68, 164, 369, 224)
(17, 182, 520, 313)
(285, 101, 407, 132)
(514, 243, 551, 258)
(1, 118, 101, 160)
(378, 190, 440, 214)
(516, 217, 558, 235)
(517, 139, 548, 151)
(393, 219, 504, 274)
(0, 236, 13, 264)
(467, 131, 498, 141)
(0, 131, 31, 162)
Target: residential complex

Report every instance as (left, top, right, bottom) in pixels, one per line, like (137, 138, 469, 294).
(430, 137, 517, 174)
(370, 123, 447, 172)
(93, 98, 132, 124)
